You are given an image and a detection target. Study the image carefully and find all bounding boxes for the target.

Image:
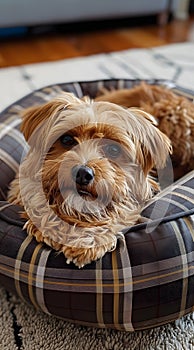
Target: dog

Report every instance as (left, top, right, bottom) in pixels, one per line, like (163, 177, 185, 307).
(8, 92, 171, 267)
(96, 82, 194, 179)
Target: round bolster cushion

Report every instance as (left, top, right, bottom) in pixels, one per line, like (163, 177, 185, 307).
(0, 79, 194, 331)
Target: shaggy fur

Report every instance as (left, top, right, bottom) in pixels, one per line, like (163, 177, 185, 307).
(96, 82, 194, 179)
(8, 92, 171, 267)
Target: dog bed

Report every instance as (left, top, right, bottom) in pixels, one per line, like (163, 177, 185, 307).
(0, 79, 194, 332)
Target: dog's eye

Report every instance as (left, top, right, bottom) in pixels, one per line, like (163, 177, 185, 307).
(60, 134, 77, 148)
(104, 144, 121, 158)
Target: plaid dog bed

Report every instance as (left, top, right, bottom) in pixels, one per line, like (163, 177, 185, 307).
(0, 79, 194, 331)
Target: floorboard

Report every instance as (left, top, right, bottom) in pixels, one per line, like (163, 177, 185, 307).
(0, 15, 194, 68)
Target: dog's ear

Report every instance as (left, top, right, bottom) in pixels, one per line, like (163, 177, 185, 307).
(20, 101, 63, 141)
(127, 108, 172, 174)
(20, 92, 82, 142)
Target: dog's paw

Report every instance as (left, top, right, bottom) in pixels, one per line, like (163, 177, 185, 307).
(24, 219, 118, 267)
(61, 242, 116, 268)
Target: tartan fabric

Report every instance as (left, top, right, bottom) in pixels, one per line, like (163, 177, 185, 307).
(0, 171, 194, 331)
(0, 110, 27, 200)
(0, 79, 194, 331)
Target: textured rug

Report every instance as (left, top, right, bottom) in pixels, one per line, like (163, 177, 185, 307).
(1, 42, 194, 349)
(1, 285, 194, 350)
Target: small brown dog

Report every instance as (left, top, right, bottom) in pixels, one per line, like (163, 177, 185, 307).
(8, 91, 171, 267)
(96, 82, 194, 179)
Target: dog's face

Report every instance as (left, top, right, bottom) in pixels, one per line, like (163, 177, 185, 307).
(19, 92, 171, 228)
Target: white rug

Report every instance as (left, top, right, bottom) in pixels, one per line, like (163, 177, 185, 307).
(0, 42, 194, 112)
(1, 42, 194, 349)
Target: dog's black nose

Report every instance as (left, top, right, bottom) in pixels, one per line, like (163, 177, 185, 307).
(72, 165, 94, 186)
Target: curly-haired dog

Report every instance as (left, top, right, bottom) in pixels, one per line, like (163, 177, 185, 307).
(96, 82, 194, 179)
(8, 92, 171, 267)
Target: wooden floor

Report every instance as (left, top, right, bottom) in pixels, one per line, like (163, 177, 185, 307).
(0, 15, 194, 68)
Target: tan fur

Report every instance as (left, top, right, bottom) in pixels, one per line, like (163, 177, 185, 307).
(96, 82, 194, 178)
(8, 92, 171, 267)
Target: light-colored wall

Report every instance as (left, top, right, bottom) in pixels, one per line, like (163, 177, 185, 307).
(0, 0, 170, 27)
